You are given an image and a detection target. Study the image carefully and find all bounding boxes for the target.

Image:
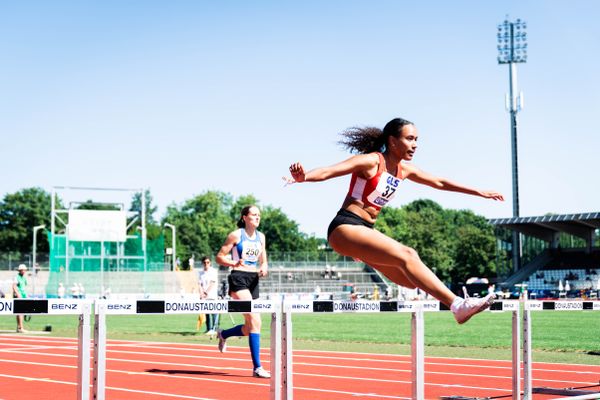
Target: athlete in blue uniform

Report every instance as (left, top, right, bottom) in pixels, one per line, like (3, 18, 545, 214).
(285, 118, 504, 324)
(215, 205, 270, 378)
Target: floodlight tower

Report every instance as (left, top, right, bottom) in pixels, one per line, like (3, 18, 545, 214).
(497, 17, 527, 271)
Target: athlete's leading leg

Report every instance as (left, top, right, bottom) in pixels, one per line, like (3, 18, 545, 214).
(329, 225, 456, 306)
(329, 225, 495, 324)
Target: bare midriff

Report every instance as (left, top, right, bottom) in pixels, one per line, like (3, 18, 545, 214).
(342, 197, 380, 224)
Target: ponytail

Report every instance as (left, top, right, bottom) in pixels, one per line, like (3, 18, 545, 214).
(338, 118, 414, 154)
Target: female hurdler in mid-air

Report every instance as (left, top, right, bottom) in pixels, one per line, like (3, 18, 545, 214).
(285, 118, 504, 324)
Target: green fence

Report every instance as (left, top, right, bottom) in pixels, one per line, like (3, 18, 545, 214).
(47, 232, 165, 296)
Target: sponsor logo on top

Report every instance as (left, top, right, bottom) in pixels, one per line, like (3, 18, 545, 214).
(554, 301, 583, 311)
(0, 300, 13, 314)
(98, 300, 137, 314)
(251, 300, 275, 312)
(165, 301, 228, 314)
(333, 301, 380, 312)
(525, 301, 543, 310)
(48, 299, 83, 314)
(397, 301, 439, 312)
(287, 301, 313, 313)
(499, 301, 519, 311)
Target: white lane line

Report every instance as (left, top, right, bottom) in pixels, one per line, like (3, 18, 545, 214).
(2, 347, 599, 386)
(0, 345, 77, 352)
(2, 356, 598, 399)
(0, 373, 217, 400)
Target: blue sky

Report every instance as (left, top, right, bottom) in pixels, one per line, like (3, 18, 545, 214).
(1, 1, 598, 238)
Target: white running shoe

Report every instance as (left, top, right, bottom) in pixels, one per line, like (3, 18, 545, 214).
(451, 287, 496, 324)
(217, 329, 227, 353)
(253, 366, 271, 379)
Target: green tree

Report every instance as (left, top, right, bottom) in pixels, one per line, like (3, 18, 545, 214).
(162, 191, 234, 267)
(375, 199, 497, 284)
(448, 209, 497, 283)
(261, 205, 310, 254)
(130, 189, 158, 225)
(0, 188, 53, 255)
(130, 189, 161, 240)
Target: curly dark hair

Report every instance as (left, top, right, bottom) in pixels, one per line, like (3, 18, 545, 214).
(338, 118, 414, 154)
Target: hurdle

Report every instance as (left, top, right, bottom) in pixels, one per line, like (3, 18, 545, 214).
(0, 298, 92, 400)
(281, 299, 521, 400)
(281, 299, 439, 400)
(523, 300, 600, 399)
(440, 300, 521, 400)
(92, 298, 282, 400)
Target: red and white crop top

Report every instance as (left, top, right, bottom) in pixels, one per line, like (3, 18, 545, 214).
(346, 152, 403, 210)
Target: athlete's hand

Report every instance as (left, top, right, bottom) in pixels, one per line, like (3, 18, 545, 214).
(258, 265, 268, 278)
(283, 162, 306, 185)
(480, 191, 504, 201)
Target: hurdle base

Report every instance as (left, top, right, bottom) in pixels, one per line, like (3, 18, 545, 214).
(533, 386, 600, 396)
(440, 396, 493, 400)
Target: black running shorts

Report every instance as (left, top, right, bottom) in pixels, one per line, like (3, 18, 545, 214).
(228, 269, 260, 299)
(327, 208, 375, 239)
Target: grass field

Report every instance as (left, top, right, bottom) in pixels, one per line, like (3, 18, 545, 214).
(2, 309, 599, 365)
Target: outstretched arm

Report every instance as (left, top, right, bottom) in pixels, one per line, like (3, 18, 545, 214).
(403, 164, 504, 201)
(286, 153, 378, 184)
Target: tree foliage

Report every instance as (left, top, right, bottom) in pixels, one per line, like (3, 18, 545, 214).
(129, 189, 161, 239)
(376, 199, 497, 284)
(162, 191, 322, 266)
(0, 188, 53, 255)
(162, 191, 235, 263)
(130, 189, 158, 225)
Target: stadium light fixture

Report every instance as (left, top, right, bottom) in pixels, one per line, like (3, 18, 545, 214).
(497, 16, 527, 272)
(164, 223, 176, 271)
(497, 18, 527, 64)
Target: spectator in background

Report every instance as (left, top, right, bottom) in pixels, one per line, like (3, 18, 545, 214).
(331, 266, 341, 280)
(384, 286, 393, 300)
(371, 286, 380, 300)
(199, 256, 218, 335)
(70, 282, 80, 299)
(13, 264, 28, 333)
(218, 279, 229, 299)
(322, 265, 331, 279)
(57, 283, 65, 298)
(78, 283, 85, 299)
(314, 285, 322, 299)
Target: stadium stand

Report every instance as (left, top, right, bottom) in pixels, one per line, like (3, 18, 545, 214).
(238, 264, 389, 300)
(490, 213, 600, 299)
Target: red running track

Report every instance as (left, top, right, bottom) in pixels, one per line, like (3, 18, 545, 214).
(0, 334, 599, 399)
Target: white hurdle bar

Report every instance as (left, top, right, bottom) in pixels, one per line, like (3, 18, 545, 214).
(523, 300, 600, 400)
(0, 298, 92, 400)
(92, 299, 282, 400)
